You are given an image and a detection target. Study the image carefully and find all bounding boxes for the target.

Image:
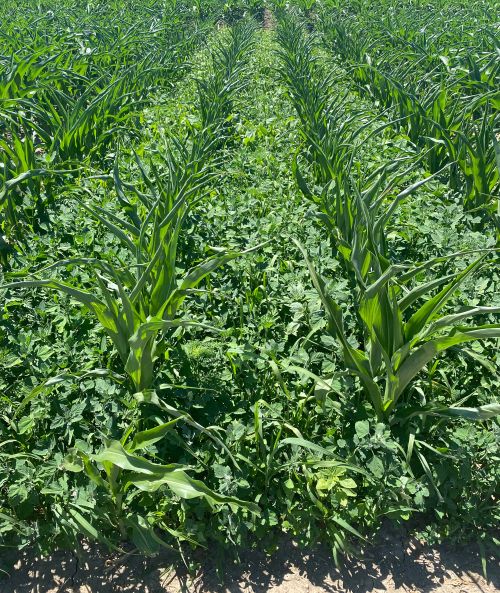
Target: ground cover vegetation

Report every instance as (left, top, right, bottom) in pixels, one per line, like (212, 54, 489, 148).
(0, 0, 499, 580)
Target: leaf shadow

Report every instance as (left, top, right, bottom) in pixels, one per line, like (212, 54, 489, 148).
(1, 525, 498, 593)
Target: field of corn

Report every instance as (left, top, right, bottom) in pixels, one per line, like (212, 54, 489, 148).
(1, 0, 499, 583)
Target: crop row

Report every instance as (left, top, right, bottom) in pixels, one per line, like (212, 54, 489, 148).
(0, 0, 229, 239)
(0, 1, 499, 572)
(1, 16, 261, 553)
(274, 7, 500, 557)
(310, 0, 499, 219)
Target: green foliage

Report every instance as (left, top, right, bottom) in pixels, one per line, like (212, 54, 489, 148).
(0, 0, 499, 577)
(0, 0, 215, 235)
(316, 0, 500, 216)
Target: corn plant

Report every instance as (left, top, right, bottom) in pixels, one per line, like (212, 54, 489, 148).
(296, 240, 500, 422)
(276, 15, 345, 182)
(61, 425, 259, 552)
(453, 108, 500, 211)
(1, 18, 257, 392)
(275, 14, 378, 189)
(2, 159, 203, 388)
(0, 133, 256, 393)
(277, 5, 500, 427)
(0, 1, 212, 236)
(1, 17, 260, 550)
(318, 4, 500, 217)
(276, 12, 444, 284)
(197, 18, 256, 135)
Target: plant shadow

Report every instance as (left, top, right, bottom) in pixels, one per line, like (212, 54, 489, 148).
(1, 524, 498, 593)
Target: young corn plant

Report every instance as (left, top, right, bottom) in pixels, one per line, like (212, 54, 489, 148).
(279, 2, 500, 439)
(276, 10, 444, 284)
(60, 420, 259, 553)
(0, 120, 43, 230)
(197, 18, 256, 137)
(318, 8, 500, 217)
(275, 13, 380, 192)
(453, 107, 500, 211)
(296, 239, 500, 422)
(1, 16, 257, 391)
(1, 19, 260, 550)
(2, 149, 235, 392)
(0, 4, 208, 237)
(276, 15, 346, 182)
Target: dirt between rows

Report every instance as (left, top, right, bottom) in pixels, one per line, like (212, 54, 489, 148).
(1, 525, 499, 593)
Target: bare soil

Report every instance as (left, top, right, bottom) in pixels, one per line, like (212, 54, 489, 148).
(1, 525, 499, 593)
